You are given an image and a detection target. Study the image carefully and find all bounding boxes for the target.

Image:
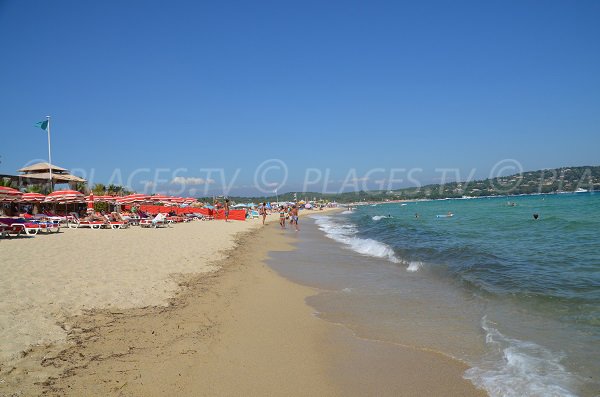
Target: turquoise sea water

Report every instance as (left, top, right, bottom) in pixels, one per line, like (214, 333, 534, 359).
(270, 193, 600, 396)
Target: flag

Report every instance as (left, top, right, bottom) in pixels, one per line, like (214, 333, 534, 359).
(35, 120, 48, 131)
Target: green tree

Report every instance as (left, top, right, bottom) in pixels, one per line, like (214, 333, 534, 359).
(0, 178, 16, 188)
(92, 183, 106, 195)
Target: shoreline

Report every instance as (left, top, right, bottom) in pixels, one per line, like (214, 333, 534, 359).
(1, 210, 486, 396)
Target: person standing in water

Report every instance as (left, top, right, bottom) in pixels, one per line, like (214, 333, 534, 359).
(291, 205, 299, 231)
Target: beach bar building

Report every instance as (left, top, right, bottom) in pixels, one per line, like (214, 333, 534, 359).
(0, 162, 86, 192)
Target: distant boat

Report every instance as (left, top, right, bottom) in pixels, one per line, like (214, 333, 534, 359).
(436, 213, 454, 218)
(575, 188, 588, 193)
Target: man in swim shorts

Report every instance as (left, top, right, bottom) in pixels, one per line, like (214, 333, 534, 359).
(291, 205, 299, 231)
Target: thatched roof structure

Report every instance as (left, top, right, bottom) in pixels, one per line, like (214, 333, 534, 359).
(18, 162, 86, 183)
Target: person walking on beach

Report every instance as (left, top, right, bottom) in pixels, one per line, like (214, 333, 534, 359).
(279, 206, 286, 229)
(291, 205, 299, 231)
(224, 199, 230, 222)
(259, 202, 267, 225)
(213, 199, 219, 219)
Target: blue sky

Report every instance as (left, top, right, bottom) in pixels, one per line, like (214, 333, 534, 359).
(1, 0, 599, 195)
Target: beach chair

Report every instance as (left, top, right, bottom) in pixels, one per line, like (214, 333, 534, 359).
(124, 215, 141, 226)
(0, 222, 9, 238)
(108, 221, 129, 229)
(0, 218, 40, 236)
(140, 213, 169, 228)
(31, 219, 61, 233)
(69, 219, 105, 229)
(250, 210, 259, 219)
(200, 213, 214, 221)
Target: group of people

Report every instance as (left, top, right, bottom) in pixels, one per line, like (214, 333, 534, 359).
(248, 201, 300, 231)
(212, 199, 231, 222)
(277, 204, 299, 231)
(209, 199, 304, 230)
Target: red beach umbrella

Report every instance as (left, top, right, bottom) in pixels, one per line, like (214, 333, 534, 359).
(0, 186, 23, 202)
(116, 194, 149, 205)
(149, 194, 169, 203)
(44, 190, 85, 203)
(20, 192, 46, 203)
(45, 190, 86, 220)
(86, 194, 116, 203)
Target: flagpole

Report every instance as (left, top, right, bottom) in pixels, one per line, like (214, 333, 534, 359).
(47, 115, 52, 192)
(275, 189, 278, 205)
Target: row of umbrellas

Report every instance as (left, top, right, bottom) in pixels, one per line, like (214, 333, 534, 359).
(0, 187, 196, 205)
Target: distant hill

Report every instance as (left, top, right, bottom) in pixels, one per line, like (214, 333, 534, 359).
(200, 165, 600, 204)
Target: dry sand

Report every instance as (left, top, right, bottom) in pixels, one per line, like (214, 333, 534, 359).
(0, 218, 262, 364)
(1, 208, 487, 396)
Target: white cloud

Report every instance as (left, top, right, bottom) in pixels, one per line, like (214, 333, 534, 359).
(171, 176, 215, 185)
(141, 180, 156, 189)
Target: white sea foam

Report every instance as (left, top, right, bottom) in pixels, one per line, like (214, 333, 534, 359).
(341, 210, 353, 214)
(342, 287, 352, 293)
(406, 261, 423, 272)
(372, 215, 387, 221)
(464, 317, 579, 397)
(314, 216, 400, 264)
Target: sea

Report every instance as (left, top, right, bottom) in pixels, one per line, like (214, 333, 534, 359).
(268, 193, 599, 397)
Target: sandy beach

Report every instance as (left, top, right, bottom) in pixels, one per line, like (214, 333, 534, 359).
(0, 218, 261, 365)
(1, 209, 486, 396)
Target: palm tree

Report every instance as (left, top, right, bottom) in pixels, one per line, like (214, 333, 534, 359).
(0, 177, 16, 188)
(25, 185, 42, 193)
(73, 182, 87, 194)
(107, 184, 118, 195)
(92, 183, 106, 195)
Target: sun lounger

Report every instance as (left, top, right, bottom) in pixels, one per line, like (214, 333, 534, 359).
(0, 218, 40, 236)
(29, 220, 61, 233)
(108, 221, 129, 229)
(140, 213, 169, 228)
(0, 222, 9, 238)
(123, 215, 140, 226)
(69, 220, 105, 229)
